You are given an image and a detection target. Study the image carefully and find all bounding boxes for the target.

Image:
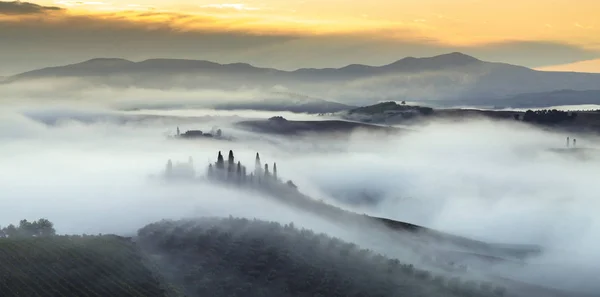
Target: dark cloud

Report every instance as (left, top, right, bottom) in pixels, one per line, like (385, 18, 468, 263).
(0, 1, 63, 15)
(0, 6, 598, 75)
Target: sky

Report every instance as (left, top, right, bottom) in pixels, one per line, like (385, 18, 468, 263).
(0, 0, 599, 75)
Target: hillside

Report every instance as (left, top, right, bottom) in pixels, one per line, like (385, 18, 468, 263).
(0, 217, 582, 297)
(137, 217, 509, 297)
(0, 235, 175, 297)
(235, 116, 401, 136)
(5, 53, 600, 106)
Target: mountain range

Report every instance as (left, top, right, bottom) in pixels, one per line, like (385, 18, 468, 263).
(4, 52, 600, 108)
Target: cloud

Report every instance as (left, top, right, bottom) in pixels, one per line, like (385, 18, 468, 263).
(0, 1, 63, 15)
(536, 58, 600, 73)
(2, 86, 600, 294)
(199, 3, 261, 11)
(0, 3, 599, 75)
(465, 40, 600, 68)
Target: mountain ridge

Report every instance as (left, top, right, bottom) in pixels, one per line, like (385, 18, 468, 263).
(6, 52, 513, 79)
(5, 52, 600, 107)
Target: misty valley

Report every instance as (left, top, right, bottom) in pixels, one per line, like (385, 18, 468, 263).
(2, 50, 600, 297)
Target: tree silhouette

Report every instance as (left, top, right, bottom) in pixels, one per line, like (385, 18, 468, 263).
(228, 150, 235, 165)
(35, 218, 56, 237)
(1, 219, 56, 238)
(217, 151, 225, 169)
(208, 163, 214, 177)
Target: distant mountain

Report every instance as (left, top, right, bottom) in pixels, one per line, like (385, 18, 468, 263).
(6, 53, 600, 106)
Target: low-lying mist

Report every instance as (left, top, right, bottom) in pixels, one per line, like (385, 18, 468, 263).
(1, 98, 599, 295)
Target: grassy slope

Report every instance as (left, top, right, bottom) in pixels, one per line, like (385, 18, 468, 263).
(0, 235, 175, 297)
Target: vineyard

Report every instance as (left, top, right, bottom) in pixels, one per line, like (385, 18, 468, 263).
(0, 235, 178, 297)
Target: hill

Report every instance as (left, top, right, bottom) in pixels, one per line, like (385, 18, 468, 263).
(6, 53, 600, 106)
(0, 235, 176, 297)
(341, 101, 600, 133)
(235, 116, 401, 136)
(137, 217, 509, 297)
(0, 217, 583, 297)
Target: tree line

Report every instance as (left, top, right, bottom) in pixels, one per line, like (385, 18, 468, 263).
(520, 109, 577, 124)
(0, 218, 56, 238)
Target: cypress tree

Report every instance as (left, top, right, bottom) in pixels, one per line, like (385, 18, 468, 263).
(255, 152, 262, 175)
(217, 151, 224, 169)
(228, 150, 235, 165)
(208, 163, 214, 178)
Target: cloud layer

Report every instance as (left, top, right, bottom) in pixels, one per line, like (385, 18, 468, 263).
(0, 1, 599, 75)
(0, 1, 62, 15)
(2, 86, 600, 294)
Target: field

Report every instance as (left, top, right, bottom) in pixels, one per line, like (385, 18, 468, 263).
(0, 235, 178, 297)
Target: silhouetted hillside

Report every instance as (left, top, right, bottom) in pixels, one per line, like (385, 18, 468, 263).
(236, 117, 401, 136)
(137, 217, 508, 297)
(6, 53, 600, 106)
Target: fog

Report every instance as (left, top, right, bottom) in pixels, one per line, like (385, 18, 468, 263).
(1, 89, 600, 295)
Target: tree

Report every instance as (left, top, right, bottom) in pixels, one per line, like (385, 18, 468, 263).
(19, 219, 36, 236)
(3, 224, 18, 237)
(217, 151, 225, 169)
(36, 218, 56, 237)
(228, 150, 235, 165)
(255, 152, 262, 175)
(207, 163, 214, 178)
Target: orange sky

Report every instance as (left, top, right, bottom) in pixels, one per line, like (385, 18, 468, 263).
(1, 0, 599, 73)
(35, 0, 599, 46)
